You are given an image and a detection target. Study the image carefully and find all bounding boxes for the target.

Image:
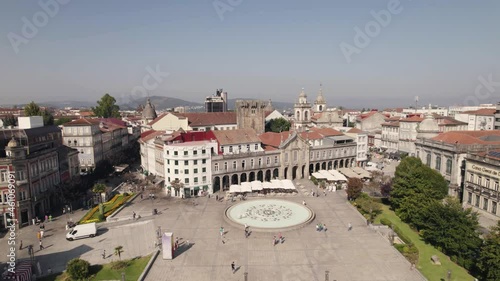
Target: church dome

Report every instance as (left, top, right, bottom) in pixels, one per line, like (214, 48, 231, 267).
(299, 88, 307, 98)
(7, 137, 19, 148)
(142, 98, 157, 120)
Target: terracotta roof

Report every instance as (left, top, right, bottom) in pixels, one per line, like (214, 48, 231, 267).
(400, 116, 424, 122)
(462, 108, 496, 116)
(173, 112, 237, 127)
(381, 122, 400, 127)
(438, 118, 467, 126)
(98, 118, 126, 127)
(383, 108, 404, 113)
(212, 128, 260, 145)
(309, 127, 344, 136)
(299, 131, 323, 140)
(79, 111, 93, 117)
(169, 130, 216, 143)
(431, 131, 500, 145)
(259, 131, 291, 150)
(357, 111, 389, 121)
(63, 118, 101, 126)
(140, 130, 166, 142)
(385, 117, 401, 122)
(347, 127, 363, 133)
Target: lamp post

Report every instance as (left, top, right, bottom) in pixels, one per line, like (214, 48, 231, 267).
(325, 270, 329, 281)
(244, 272, 248, 281)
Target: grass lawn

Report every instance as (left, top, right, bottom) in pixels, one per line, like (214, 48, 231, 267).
(375, 204, 474, 281)
(38, 255, 151, 281)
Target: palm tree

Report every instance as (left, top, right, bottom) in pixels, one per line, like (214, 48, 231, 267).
(92, 183, 106, 204)
(170, 179, 184, 197)
(114, 246, 123, 260)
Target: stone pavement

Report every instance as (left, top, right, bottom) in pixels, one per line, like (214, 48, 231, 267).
(144, 179, 426, 281)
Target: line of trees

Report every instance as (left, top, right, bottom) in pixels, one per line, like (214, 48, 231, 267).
(390, 157, 500, 280)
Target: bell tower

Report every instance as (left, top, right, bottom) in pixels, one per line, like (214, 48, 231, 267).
(294, 88, 311, 131)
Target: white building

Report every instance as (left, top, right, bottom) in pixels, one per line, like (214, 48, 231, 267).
(454, 109, 496, 131)
(398, 116, 424, 156)
(402, 106, 448, 117)
(381, 121, 400, 152)
(344, 128, 368, 167)
(448, 104, 495, 117)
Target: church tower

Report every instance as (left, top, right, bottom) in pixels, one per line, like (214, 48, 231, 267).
(294, 88, 311, 131)
(314, 84, 326, 113)
(141, 98, 157, 125)
(236, 100, 267, 134)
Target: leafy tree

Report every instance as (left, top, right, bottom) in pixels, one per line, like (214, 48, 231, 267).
(92, 183, 106, 204)
(380, 179, 392, 198)
(55, 117, 72, 126)
(265, 117, 291, 133)
(2, 114, 17, 127)
(477, 221, 500, 280)
(66, 258, 90, 280)
(93, 159, 114, 179)
(170, 179, 184, 195)
(390, 157, 448, 227)
(92, 93, 120, 118)
(419, 197, 481, 270)
(346, 178, 363, 200)
(23, 101, 54, 125)
(114, 245, 124, 259)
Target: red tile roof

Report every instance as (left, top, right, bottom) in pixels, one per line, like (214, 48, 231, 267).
(309, 127, 344, 136)
(431, 131, 500, 145)
(63, 118, 101, 126)
(212, 128, 260, 145)
(463, 108, 496, 116)
(140, 130, 166, 142)
(347, 127, 363, 133)
(173, 112, 237, 127)
(400, 116, 424, 122)
(381, 121, 400, 127)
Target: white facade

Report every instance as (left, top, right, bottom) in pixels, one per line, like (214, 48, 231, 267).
(402, 106, 448, 117)
(62, 122, 103, 172)
(164, 140, 218, 197)
(381, 123, 400, 152)
(455, 112, 495, 131)
(448, 104, 495, 117)
(18, 116, 43, 129)
(347, 132, 368, 166)
(398, 119, 422, 156)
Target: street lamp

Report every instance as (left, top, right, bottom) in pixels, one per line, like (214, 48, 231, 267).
(325, 270, 329, 281)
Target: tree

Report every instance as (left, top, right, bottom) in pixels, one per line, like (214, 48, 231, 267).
(265, 118, 291, 133)
(55, 117, 72, 126)
(114, 245, 124, 259)
(380, 179, 392, 198)
(92, 183, 106, 204)
(66, 258, 90, 280)
(477, 221, 500, 280)
(92, 93, 120, 118)
(419, 197, 481, 270)
(24, 101, 54, 125)
(2, 114, 17, 127)
(170, 179, 184, 195)
(390, 157, 448, 227)
(346, 178, 363, 200)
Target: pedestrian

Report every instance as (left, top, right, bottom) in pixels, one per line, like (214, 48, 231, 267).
(231, 261, 236, 273)
(140, 194, 143, 199)
(40, 230, 44, 238)
(133, 211, 136, 220)
(220, 226, 224, 236)
(45, 215, 48, 222)
(47, 267, 52, 274)
(324, 190, 326, 196)
(39, 240, 44, 250)
(28, 245, 33, 255)
(348, 222, 352, 231)
(49, 215, 52, 222)
(302, 200, 306, 205)
(37, 231, 41, 240)
(102, 250, 106, 259)
(19, 240, 23, 250)
(62, 207, 66, 214)
(273, 236, 276, 246)
(216, 194, 219, 201)
(279, 233, 284, 244)
(324, 224, 327, 232)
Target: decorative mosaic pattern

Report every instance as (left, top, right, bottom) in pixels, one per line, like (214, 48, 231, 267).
(241, 204, 293, 222)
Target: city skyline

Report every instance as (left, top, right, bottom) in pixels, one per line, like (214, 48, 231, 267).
(1, 0, 499, 108)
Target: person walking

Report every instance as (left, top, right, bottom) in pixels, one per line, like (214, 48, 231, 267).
(40, 229, 44, 239)
(273, 236, 276, 246)
(49, 215, 52, 222)
(19, 240, 23, 250)
(39, 240, 44, 251)
(133, 211, 136, 220)
(348, 222, 352, 231)
(102, 250, 106, 259)
(220, 226, 224, 237)
(37, 231, 41, 240)
(231, 261, 236, 273)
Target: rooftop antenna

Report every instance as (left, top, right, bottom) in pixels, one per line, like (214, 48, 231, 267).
(414, 96, 419, 114)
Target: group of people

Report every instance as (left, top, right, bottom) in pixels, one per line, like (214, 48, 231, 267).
(316, 223, 327, 232)
(273, 233, 284, 245)
(244, 224, 250, 238)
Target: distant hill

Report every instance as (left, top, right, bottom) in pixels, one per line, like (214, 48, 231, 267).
(38, 100, 95, 109)
(120, 96, 202, 110)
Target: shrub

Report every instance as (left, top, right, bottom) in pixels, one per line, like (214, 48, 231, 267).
(98, 214, 105, 221)
(110, 260, 130, 270)
(380, 218, 391, 226)
(66, 258, 90, 280)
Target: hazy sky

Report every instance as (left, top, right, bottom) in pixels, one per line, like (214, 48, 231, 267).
(1, 0, 499, 108)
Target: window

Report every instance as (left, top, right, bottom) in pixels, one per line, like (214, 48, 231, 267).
(258, 158, 262, 166)
(483, 198, 488, 211)
(202, 176, 207, 183)
(202, 149, 206, 154)
(242, 160, 246, 169)
(246, 144, 250, 151)
(469, 173, 474, 182)
(194, 177, 198, 183)
(166, 151, 169, 155)
(174, 169, 179, 174)
(184, 169, 189, 174)
(202, 159, 206, 164)
(184, 151, 188, 156)
(435, 155, 441, 171)
(467, 192, 472, 204)
(221, 147, 225, 153)
(274, 156, 278, 164)
(495, 181, 499, 191)
(185, 178, 189, 184)
(193, 150, 197, 155)
(317, 152, 320, 158)
(266, 157, 270, 165)
(167, 160, 170, 165)
(426, 153, 431, 166)
(194, 168, 198, 174)
(232, 161, 237, 169)
(322, 151, 326, 158)
(167, 168, 170, 173)
(224, 162, 228, 170)
(477, 176, 482, 185)
(174, 151, 178, 156)
(0, 170, 8, 182)
(229, 146, 233, 153)
(238, 145, 241, 151)
(486, 179, 490, 188)
(184, 160, 189, 165)
(475, 195, 480, 207)
(492, 201, 497, 214)
(445, 159, 452, 175)
(310, 152, 314, 159)
(293, 151, 297, 161)
(285, 153, 288, 162)
(251, 159, 254, 168)
(202, 167, 206, 173)
(214, 163, 219, 171)
(174, 160, 179, 165)
(194, 160, 198, 165)
(254, 144, 258, 150)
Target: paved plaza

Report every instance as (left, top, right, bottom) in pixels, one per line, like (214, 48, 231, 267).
(1, 177, 426, 280)
(144, 179, 426, 281)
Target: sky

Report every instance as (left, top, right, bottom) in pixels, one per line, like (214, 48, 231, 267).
(0, 0, 499, 108)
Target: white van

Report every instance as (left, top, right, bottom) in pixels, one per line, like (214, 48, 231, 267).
(66, 222, 97, 241)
